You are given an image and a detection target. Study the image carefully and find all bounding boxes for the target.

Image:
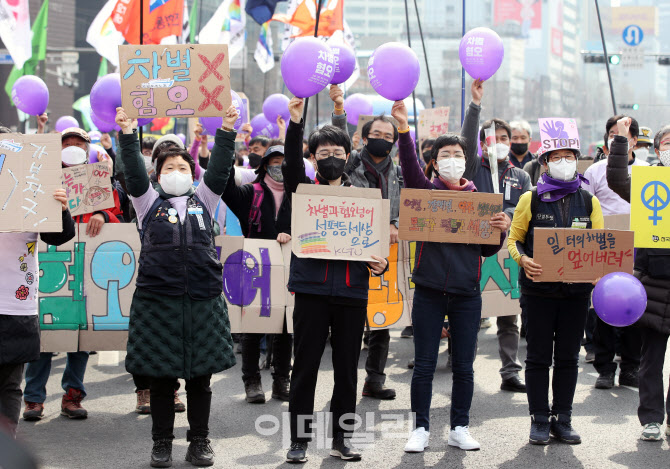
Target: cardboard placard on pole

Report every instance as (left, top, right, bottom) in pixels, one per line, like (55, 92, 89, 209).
(417, 106, 450, 148)
(398, 188, 503, 245)
(62, 162, 115, 217)
(533, 228, 634, 283)
(630, 166, 670, 248)
(119, 44, 232, 118)
(0, 134, 63, 232)
(291, 184, 390, 262)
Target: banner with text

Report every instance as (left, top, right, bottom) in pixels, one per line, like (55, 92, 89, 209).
(417, 107, 450, 149)
(62, 163, 115, 217)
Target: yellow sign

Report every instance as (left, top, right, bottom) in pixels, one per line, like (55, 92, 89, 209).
(611, 6, 657, 35)
(631, 166, 670, 248)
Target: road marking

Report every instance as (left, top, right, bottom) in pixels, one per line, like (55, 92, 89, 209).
(96, 351, 120, 366)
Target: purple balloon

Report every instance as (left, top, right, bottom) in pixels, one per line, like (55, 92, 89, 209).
(262, 94, 290, 123)
(207, 140, 215, 150)
(330, 43, 356, 85)
(88, 130, 102, 142)
(200, 116, 222, 136)
(91, 112, 116, 133)
(593, 272, 647, 327)
(368, 42, 420, 101)
(90, 73, 122, 123)
(250, 114, 279, 139)
(281, 37, 335, 98)
(343, 94, 373, 126)
(55, 116, 79, 132)
(138, 117, 153, 127)
(88, 144, 108, 163)
(231, 89, 247, 131)
(176, 133, 186, 144)
(304, 158, 316, 180)
(459, 27, 504, 81)
(11, 75, 49, 115)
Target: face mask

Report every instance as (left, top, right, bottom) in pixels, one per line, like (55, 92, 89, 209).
(548, 159, 577, 181)
(266, 164, 284, 183)
(160, 170, 193, 196)
(635, 148, 649, 162)
(510, 142, 528, 156)
(317, 155, 346, 181)
(61, 146, 87, 166)
(495, 143, 510, 161)
(422, 151, 432, 164)
(436, 158, 466, 184)
(365, 138, 394, 158)
(248, 153, 262, 168)
(659, 150, 670, 167)
(144, 155, 154, 174)
(608, 138, 631, 153)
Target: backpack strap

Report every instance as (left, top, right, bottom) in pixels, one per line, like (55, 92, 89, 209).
(580, 188, 593, 216)
(138, 196, 165, 242)
(530, 187, 539, 220)
(248, 183, 264, 234)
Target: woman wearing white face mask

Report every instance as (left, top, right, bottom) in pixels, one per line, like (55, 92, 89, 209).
(508, 143, 604, 446)
(115, 106, 239, 468)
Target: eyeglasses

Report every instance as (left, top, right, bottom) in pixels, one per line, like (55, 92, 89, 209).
(437, 152, 465, 159)
(547, 154, 577, 163)
(316, 150, 346, 158)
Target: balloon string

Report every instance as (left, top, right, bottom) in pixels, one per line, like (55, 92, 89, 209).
(301, 0, 324, 125)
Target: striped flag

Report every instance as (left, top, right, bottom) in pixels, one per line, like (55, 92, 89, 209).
(198, 0, 246, 61)
(86, 0, 126, 66)
(254, 21, 274, 73)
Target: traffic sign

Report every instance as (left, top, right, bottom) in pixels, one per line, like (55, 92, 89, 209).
(623, 25, 644, 46)
(622, 46, 645, 70)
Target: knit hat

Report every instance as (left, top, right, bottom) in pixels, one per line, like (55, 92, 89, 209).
(152, 134, 185, 161)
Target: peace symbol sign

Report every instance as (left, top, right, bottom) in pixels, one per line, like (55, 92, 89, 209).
(641, 181, 670, 226)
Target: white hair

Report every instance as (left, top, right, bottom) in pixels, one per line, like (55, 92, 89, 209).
(510, 120, 532, 139)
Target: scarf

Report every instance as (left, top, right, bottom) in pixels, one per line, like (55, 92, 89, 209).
(264, 174, 285, 218)
(536, 172, 589, 203)
(433, 177, 477, 192)
(155, 184, 195, 200)
(361, 148, 392, 198)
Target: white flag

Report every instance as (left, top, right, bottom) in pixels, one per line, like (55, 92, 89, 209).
(198, 0, 246, 62)
(86, 0, 126, 67)
(254, 21, 274, 73)
(342, 20, 360, 91)
(0, 0, 32, 69)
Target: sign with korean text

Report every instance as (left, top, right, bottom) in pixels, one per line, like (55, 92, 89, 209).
(533, 228, 634, 283)
(0, 134, 63, 232)
(291, 184, 390, 262)
(417, 107, 450, 148)
(398, 189, 503, 245)
(62, 163, 115, 217)
(119, 44, 231, 119)
(537, 117, 580, 158)
(631, 166, 670, 248)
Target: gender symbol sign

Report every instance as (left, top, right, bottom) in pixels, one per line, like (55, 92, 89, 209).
(536, 117, 580, 157)
(118, 44, 232, 119)
(631, 166, 670, 248)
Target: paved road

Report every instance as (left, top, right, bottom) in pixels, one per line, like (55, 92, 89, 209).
(13, 326, 669, 469)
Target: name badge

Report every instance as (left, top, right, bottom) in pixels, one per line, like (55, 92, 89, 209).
(188, 207, 204, 215)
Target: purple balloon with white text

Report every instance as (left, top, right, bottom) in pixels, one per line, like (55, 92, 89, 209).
(11, 75, 49, 115)
(281, 37, 335, 98)
(329, 43, 356, 85)
(231, 89, 247, 131)
(458, 27, 504, 81)
(250, 114, 279, 139)
(368, 42, 420, 101)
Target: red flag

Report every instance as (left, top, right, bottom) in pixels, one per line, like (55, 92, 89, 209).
(111, 0, 184, 45)
(272, 0, 343, 38)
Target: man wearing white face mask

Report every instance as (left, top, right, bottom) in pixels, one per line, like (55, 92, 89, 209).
(634, 126, 654, 164)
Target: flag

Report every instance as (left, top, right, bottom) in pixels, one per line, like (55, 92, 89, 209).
(198, 0, 246, 61)
(98, 58, 108, 77)
(246, 0, 283, 26)
(159, 0, 190, 44)
(111, 0, 184, 45)
(4, 0, 48, 101)
(189, 0, 198, 42)
(87, 0, 126, 67)
(254, 21, 274, 73)
(72, 95, 94, 131)
(0, 0, 31, 69)
(273, 0, 342, 38)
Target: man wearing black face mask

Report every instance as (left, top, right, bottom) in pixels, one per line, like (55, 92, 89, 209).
(509, 120, 535, 169)
(421, 139, 435, 167)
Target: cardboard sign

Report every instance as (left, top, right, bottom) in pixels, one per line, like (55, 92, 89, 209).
(355, 115, 399, 137)
(417, 107, 450, 148)
(62, 163, 115, 217)
(119, 44, 232, 119)
(577, 159, 593, 175)
(630, 166, 670, 248)
(537, 117, 580, 157)
(398, 188, 503, 245)
(0, 134, 63, 232)
(604, 214, 630, 231)
(291, 184, 390, 262)
(533, 228, 634, 283)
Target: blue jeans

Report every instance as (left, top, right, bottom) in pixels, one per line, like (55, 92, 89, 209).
(411, 285, 482, 430)
(24, 352, 89, 403)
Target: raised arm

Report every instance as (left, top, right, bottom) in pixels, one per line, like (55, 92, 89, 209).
(115, 107, 149, 198)
(329, 84, 349, 136)
(605, 117, 633, 202)
(283, 97, 307, 195)
(462, 79, 483, 181)
(391, 100, 433, 190)
(201, 105, 238, 196)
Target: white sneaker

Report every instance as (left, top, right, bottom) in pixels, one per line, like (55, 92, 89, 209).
(404, 427, 430, 453)
(448, 426, 480, 450)
(641, 422, 663, 441)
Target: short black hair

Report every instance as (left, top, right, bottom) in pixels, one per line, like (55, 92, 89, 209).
(142, 136, 157, 151)
(606, 115, 639, 140)
(249, 135, 271, 148)
(361, 115, 399, 143)
(421, 138, 435, 151)
(155, 149, 195, 177)
(431, 133, 467, 160)
(479, 118, 512, 142)
(654, 125, 670, 150)
(268, 138, 284, 146)
(308, 125, 351, 156)
(603, 131, 609, 149)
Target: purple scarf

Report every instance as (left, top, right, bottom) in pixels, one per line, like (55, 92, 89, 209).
(536, 172, 589, 203)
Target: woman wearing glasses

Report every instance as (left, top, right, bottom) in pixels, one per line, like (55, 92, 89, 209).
(508, 143, 603, 445)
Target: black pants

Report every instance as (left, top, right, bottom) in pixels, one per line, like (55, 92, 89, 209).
(151, 375, 211, 441)
(289, 293, 366, 442)
(582, 307, 597, 353)
(133, 374, 180, 393)
(593, 316, 641, 375)
(525, 295, 588, 417)
(365, 329, 390, 384)
(638, 327, 670, 425)
(241, 318, 293, 383)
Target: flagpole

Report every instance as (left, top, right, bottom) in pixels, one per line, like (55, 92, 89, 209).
(413, 0, 434, 109)
(594, 0, 617, 115)
(139, 0, 144, 144)
(403, 0, 418, 144)
(460, 0, 465, 125)
(302, 0, 324, 126)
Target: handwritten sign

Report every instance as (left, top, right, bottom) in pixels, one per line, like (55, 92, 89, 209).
(356, 115, 400, 137)
(0, 134, 63, 232)
(537, 117, 580, 158)
(417, 107, 450, 148)
(631, 166, 670, 248)
(291, 184, 390, 262)
(398, 188, 503, 245)
(62, 163, 115, 217)
(533, 228, 634, 283)
(119, 44, 231, 119)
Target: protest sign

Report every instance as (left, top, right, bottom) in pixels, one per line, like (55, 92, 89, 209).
(291, 184, 390, 262)
(0, 134, 62, 232)
(533, 228, 634, 283)
(537, 117, 580, 158)
(417, 107, 450, 149)
(62, 162, 115, 217)
(578, 159, 593, 175)
(398, 188, 503, 245)
(604, 214, 630, 231)
(356, 115, 399, 137)
(630, 166, 670, 248)
(119, 44, 231, 119)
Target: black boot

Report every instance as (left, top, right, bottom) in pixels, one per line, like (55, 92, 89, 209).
(550, 414, 581, 444)
(185, 435, 215, 466)
(271, 377, 290, 401)
(362, 382, 396, 400)
(244, 377, 266, 404)
(595, 372, 615, 389)
(286, 441, 308, 464)
(150, 438, 173, 468)
(331, 433, 362, 460)
(529, 415, 550, 445)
